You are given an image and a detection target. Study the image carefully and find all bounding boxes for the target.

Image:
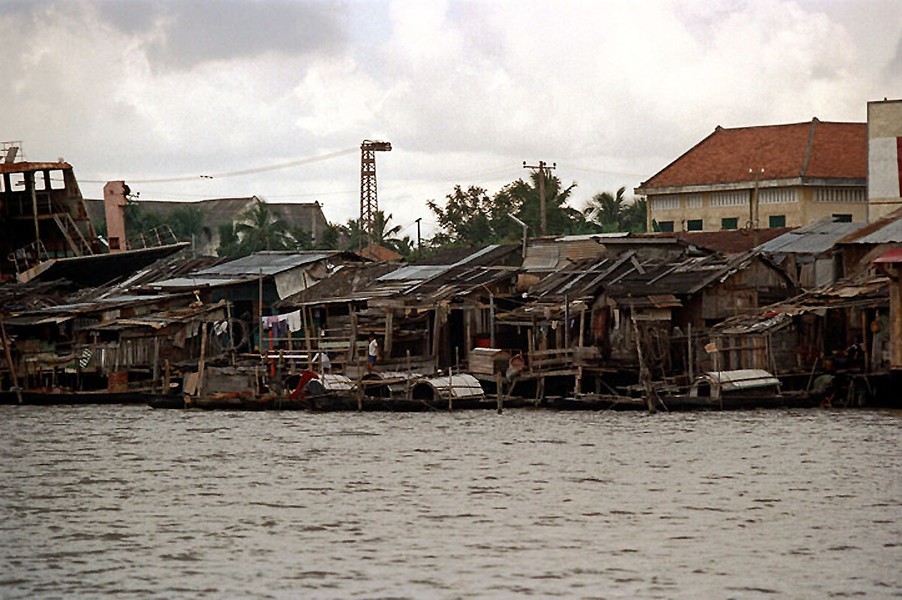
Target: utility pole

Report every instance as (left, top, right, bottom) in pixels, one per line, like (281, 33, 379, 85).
(360, 140, 392, 248)
(415, 217, 422, 253)
(523, 160, 556, 236)
(749, 167, 764, 248)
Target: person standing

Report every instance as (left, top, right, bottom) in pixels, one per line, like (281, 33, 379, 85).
(367, 335, 380, 372)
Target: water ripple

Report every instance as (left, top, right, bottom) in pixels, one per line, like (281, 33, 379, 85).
(0, 406, 899, 598)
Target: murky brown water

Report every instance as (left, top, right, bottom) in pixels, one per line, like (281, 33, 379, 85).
(1, 406, 899, 599)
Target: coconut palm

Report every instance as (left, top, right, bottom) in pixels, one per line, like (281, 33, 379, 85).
(235, 198, 291, 252)
(584, 186, 627, 232)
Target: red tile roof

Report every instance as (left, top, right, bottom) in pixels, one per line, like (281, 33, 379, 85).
(638, 119, 866, 190)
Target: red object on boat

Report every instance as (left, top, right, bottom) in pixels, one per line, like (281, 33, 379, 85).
(288, 370, 319, 401)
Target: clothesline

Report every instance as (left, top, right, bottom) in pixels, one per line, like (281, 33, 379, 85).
(261, 310, 303, 333)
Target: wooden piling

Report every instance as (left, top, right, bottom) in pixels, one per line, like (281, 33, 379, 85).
(0, 318, 22, 405)
(629, 301, 657, 414)
(197, 322, 208, 400)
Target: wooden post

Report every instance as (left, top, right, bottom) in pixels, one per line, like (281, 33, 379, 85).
(465, 309, 472, 358)
(431, 305, 442, 366)
(303, 306, 313, 371)
(489, 292, 496, 348)
(861, 310, 869, 372)
(630, 302, 657, 414)
(197, 322, 208, 400)
(349, 308, 358, 362)
(406, 349, 412, 400)
(564, 294, 570, 349)
(496, 373, 503, 414)
(687, 322, 693, 383)
(257, 269, 264, 354)
(0, 318, 22, 405)
(152, 336, 161, 394)
(384, 309, 394, 358)
(578, 305, 586, 348)
(448, 366, 453, 412)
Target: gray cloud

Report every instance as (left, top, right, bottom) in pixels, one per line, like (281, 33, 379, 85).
(9, 0, 349, 70)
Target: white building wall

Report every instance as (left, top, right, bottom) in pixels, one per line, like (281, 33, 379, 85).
(868, 99, 902, 221)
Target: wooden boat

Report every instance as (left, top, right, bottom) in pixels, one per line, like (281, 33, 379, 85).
(166, 369, 359, 411)
(2, 388, 175, 406)
(662, 369, 814, 410)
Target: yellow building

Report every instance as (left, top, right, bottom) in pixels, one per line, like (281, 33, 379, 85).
(636, 119, 867, 233)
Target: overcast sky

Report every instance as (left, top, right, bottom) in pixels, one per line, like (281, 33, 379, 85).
(3, 0, 900, 240)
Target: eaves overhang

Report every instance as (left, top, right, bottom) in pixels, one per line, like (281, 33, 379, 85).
(636, 177, 866, 196)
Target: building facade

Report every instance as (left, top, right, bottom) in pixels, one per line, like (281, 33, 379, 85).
(868, 99, 902, 221)
(636, 119, 867, 233)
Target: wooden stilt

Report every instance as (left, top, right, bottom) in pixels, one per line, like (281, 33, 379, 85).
(197, 322, 208, 400)
(0, 318, 22, 405)
(630, 301, 657, 414)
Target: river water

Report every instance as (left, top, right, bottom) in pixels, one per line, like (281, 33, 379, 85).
(1, 405, 899, 599)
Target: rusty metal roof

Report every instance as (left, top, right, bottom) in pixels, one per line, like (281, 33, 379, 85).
(756, 217, 865, 255)
(837, 209, 902, 245)
(714, 272, 889, 334)
(0, 161, 72, 174)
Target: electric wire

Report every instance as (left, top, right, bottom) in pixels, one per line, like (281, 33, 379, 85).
(80, 147, 358, 184)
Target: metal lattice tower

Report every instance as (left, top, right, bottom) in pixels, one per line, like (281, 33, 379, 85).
(360, 139, 391, 246)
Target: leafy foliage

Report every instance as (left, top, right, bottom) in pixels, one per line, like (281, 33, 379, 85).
(234, 199, 292, 253)
(583, 187, 647, 233)
(428, 173, 597, 247)
(427, 185, 497, 247)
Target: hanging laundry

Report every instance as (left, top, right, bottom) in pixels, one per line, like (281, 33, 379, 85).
(286, 310, 302, 333)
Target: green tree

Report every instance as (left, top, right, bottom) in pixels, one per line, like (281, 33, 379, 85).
(621, 197, 647, 233)
(123, 200, 164, 238)
(234, 198, 292, 253)
(584, 186, 627, 233)
(583, 187, 647, 233)
(427, 185, 498, 246)
(316, 223, 342, 250)
(217, 222, 242, 258)
(289, 225, 314, 251)
(372, 210, 401, 247)
(169, 205, 205, 243)
(337, 218, 365, 251)
(495, 172, 583, 238)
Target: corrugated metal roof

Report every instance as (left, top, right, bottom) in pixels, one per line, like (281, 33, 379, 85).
(522, 244, 560, 271)
(700, 369, 780, 391)
(842, 217, 902, 244)
(193, 252, 333, 277)
(150, 276, 251, 289)
(756, 218, 865, 255)
(376, 265, 447, 282)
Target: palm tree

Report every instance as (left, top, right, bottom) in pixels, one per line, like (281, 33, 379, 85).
(584, 186, 627, 233)
(496, 173, 581, 238)
(371, 210, 403, 247)
(235, 198, 291, 252)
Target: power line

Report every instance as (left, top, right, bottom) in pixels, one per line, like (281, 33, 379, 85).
(567, 164, 648, 178)
(80, 147, 358, 184)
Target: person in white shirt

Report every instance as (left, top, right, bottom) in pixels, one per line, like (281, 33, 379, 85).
(367, 335, 380, 372)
